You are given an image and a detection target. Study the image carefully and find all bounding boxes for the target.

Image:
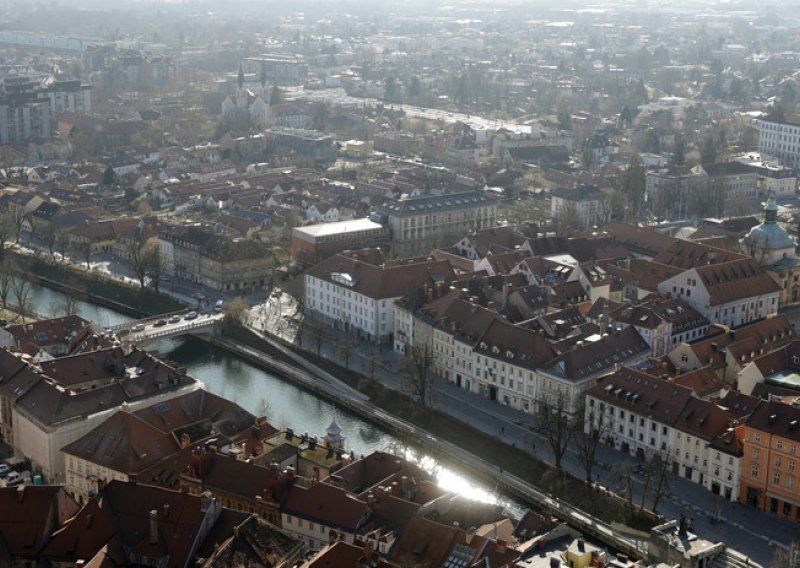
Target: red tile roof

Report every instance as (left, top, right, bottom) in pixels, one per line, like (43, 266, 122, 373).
(283, 482, 369, 532)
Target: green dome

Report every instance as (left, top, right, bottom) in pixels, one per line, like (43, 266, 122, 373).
(745, 197, 795, 250)
(745, 222, 796, 250)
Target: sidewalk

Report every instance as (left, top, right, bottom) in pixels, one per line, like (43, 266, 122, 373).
(249, 298, 780, 564)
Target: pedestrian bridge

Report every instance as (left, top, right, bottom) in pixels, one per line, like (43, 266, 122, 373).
(105, 311, 223, 346)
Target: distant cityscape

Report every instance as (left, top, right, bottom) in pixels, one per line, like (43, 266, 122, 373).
(0, 0, 800, 566)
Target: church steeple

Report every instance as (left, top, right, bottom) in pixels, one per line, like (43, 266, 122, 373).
(765, 195, 778, 224)
(237, 61, 244, 90)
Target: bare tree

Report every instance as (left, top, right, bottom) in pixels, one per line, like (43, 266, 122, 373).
(11, 274, 32, 322)
(576, 403, 610, 484)
(0, 210, 18, 261)
(72, 239, 93, 269)
(535, 391, 579, 470)
(365, 354, 377, 380)
(613, 461, 635, 508)
(0, 259, 15, 308)
(38, 223, 58, 259)
(55, 230, 69, 261)
(126, 231, 149, 288)
(221, 297, 251, 332)
(401, 344, 435, 406)
(308, 324, 325, 355)
(648, 451, 672, 513)
(339, 338, 356, 369)
(143, 244, 165, 293)
(57, 291, 80, 317)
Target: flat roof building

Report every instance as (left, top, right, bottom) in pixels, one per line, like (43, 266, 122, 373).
(291, 218, 389, 263)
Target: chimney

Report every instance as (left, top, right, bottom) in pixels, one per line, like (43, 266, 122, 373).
(313, 467, 320, 484)
(502, 283, 512, 310)
(149, 510, 159, 545)
(497, 539, 507, 554)
(577, 539, 585, 552)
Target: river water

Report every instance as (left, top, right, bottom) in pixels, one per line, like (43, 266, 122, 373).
(28, 284, 515, 511)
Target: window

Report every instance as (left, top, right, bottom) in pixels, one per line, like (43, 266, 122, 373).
(776, 456, 783, 468)
(755, 433, 761, 442)
(774, 471, 782, 485)
(777, 440, 784, 450)
(791, 461, 796, 472)
(640, 418, 645, 427)
(751, 465, 759, 477)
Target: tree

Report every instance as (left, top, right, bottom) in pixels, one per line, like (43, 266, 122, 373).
(73, 239, 93, 270)
(309, 325, 325, 356)
(143, 244, 165, 293)
(556, 200, 582, 235)
(700, 135, 718, 164)
(401, 344, 435, 406)
(11, 273, 32, 322)
(0, 258, 16, 308)
(102, 165, 118, 186)
(613, 461, 635, 508)
(622, 154, 646, 219)
(0, 210, 19, 261)
(127, 231, 150, 289)
(38, 223, 58, 259)
(56, 291, 80, 317)
(535, 391, 578, 470)
(647, 451, 672, 513)
(270, 85, 284, 105)
(222, 297, 250, 331)
(690, 177, 725, 219)
(365, 354, 377, 380)
(384, 76, 398, 102)
(408, 76, 421, 99)
(339, 338, 356, 369)
(671, 135, 686, 167)
(576, 404, 610, 484)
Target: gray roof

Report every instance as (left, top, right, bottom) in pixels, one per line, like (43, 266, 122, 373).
(378, 191, 494, 217)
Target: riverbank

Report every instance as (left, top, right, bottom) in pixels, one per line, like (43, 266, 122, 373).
(219, 324, 658, 537)
(26, 261, 656, 555)
(14, 251, 182, 317)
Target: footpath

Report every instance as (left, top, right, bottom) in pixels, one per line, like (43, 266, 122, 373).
(247, 298, 782, 566)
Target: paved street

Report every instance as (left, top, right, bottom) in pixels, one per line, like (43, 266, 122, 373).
(249, 295, 784, 565)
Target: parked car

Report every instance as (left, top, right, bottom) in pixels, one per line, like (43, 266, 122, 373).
(184, 311, 198, 320)
(0, 464, 10, 477)
(153, 319, 167, 327)
(214, 299, 224, 313)
(132, 323, 145, 332)
(4, 471, 20, 485)
(168, 315, 181, 324)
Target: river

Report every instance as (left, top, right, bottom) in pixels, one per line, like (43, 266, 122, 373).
(27, 284, 516, 512)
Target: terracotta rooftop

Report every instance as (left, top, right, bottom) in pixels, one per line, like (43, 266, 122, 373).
(0, 486, 79, 561)
(61, 409, 179, 475)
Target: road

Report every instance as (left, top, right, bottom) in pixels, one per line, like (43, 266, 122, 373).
(250, 295, 781, 565)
